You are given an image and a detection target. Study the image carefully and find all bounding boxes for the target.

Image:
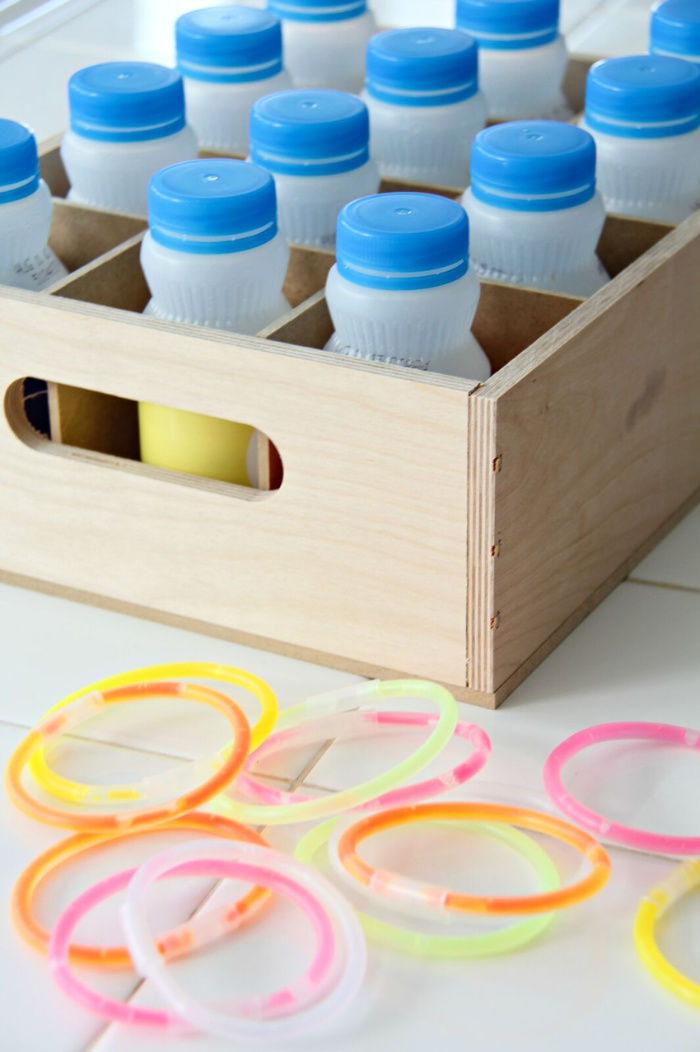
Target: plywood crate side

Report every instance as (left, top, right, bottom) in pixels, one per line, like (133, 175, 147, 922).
(38, 134, 69, 198)
(284, 245, 336, 308)
(475, 486, 700, 708)
(48, 200, 147, 275)
(597, 214, 675, 279)
(49, 234, 149, 310)
(259, 290, 334, 348)
(0, 287, 473, 685)
(563, 54, 598, 113)
(468, 211, 700, 695)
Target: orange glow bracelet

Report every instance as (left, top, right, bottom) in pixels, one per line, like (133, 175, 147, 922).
(332, 802, 611, 917)
(28, 662, 277, 805)
(5, 682, 251, 833)
(11, 811, 271, 967)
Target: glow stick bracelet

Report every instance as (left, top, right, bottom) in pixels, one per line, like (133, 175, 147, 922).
(212, 679, 459, 825)
(12, 811, 270, 967)
(296, 818, 560, 957)
(49, 855, 336, 1029)
(5, 682, 250, 832)
(28, 662, 277, 804)
(544, 722, 700, 855)
(239, 710, 490, 811)
(121, 840, 367, 1041)
(634, 859, 700, 1008)
(331, 802, 611, 919)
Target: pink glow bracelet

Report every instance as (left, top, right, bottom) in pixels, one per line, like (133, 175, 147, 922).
(543, 722, 700, 855)
(239, 710, 491, 811)
(49, 856, 338, 1030)
(121, 840, 366, 1042)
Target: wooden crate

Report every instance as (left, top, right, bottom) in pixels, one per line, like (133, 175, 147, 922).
(0, 57, 698, 708)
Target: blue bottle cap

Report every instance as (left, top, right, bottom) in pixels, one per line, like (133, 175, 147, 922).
(250, 90, 370, 176)
(148, 158, 278, 254)
(336, 192, 470, 291)
(267, 0, 366, 23)
(585, 55, 700, 138)
(366, 28, 479, 106)
(0, 119, 39, 204)
(455, 0, 560, 50)
(176, 7, 283, 83)
(68, 62, 186, 143)
(651, 0, 700, 64)
(470, 120, 596, 211)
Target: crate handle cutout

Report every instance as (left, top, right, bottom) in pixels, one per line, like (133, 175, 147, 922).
(5, 378, 284, 497)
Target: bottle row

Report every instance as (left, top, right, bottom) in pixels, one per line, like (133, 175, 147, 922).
(59, 3, 700, 225)
(2, 1, 699, 488)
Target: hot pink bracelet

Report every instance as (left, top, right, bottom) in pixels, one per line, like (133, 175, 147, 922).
(239, 711, 491, 811)
(49, 858, 336, 1028)
(543, 722, 700, 855)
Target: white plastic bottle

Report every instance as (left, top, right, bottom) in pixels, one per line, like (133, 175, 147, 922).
(141, 158, 290, 331)
(249, 89, 379, 248)
(139, 158, 290, 485)
(651, 0, 700, 66)
(363, 27, 486, 189)
(581, 55, 700, 224)
(61, 62, 198, 218)
(267, 0, 376, 93)
(462, 121, 609, 298)
(455, 0, 571, 121)
(176, 6, 292, 156)
(325, 192, 491, 382)
(0, 119, 67, 291)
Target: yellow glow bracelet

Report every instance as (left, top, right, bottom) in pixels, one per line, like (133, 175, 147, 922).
(634, 859, 700, 1008)
(27, 662, 278, 805)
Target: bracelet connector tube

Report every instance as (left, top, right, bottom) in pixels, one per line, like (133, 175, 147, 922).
(369, 869, 450, 912)
(37, 691, 106, 739)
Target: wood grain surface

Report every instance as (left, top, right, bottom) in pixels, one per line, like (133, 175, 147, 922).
(468, 211, 700, 694)
(0, 288, 474, 686)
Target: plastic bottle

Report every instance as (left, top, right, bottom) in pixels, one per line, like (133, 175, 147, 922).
(249, 89, 379, 248)
(266, 0, 376, 93)
(138, 158, 290, 486)
(462, 121, 609, 297)
(455, 0, 571, 121)
(651, 0, 700, 66)
(0, 119, 67, 291)
(61, 62, 198, 217)
(363, 27, 486, 189)
(581, 55, 700, 224)
(176, 6, 292, 156)
(324, 192, 491, 381)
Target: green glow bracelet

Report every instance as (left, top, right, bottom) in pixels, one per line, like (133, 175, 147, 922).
(212, 680, 458, 826)
(296, 818, 560, 958)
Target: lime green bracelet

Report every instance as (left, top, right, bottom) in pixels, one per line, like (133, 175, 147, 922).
(295, 818, 560, 958)
(212, 680, 458, 826)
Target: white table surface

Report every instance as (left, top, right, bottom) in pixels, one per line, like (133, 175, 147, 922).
(1, 1, 699, 1049)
